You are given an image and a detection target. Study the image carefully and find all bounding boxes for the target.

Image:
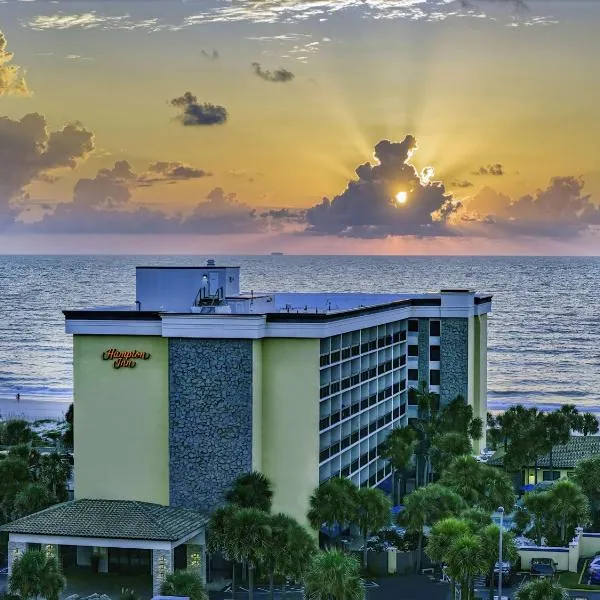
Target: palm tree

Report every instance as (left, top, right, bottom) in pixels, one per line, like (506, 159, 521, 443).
(439, 455, 482, 506)
(426, 518, 470, 599)
(355, 487, 391, 567)
(548, 479, 590, 544)
(479, 525, 518, 600)
(478, 465, 516, 513)
(9, 550, 65, 600)
(514, 577, 569, 600)
(35, 453, 71, 502)
(303, 550, 364, 600)
(445, 533, 485, 600)
(379, 426, 416, 502)
(307, 478, 358, 543)
(460, 508, 492, 532)
(230, 507, 272, 600)
(580, 412, 599, 436)
(225, 471, 274, 512)
(160, 570, 207, 600)
(263, 513, 316, 600)
(544, 410, 571, 471)
(401, 483, 465, 572)
(430, 432, 472, 475)
(207, 505, 238, 596)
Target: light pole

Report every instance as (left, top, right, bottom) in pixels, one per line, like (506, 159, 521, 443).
(497, 506, 504, 600)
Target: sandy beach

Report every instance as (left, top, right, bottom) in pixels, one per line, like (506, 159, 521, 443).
(0, 396, 71, 422)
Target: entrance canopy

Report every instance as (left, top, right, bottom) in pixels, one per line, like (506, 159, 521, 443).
(0, 499, 210, 596)
(0, 499, 209, 542)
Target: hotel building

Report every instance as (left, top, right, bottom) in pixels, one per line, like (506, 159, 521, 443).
(2, 262, 491, 592)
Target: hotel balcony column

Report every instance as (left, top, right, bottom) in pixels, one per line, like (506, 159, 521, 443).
(7, 539, 28, 575)
(186, 543, 207, 583)
(152, 548, 174, 596)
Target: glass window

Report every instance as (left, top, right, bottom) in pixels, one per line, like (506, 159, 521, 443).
(429, 320, 441, 336)
(430, 369, 440, 385)
(408, 345, 419, 357)
(430, 345, 440, 361)
(542, 470, 561, 481)
(408, 369, 418, 381)
(408, 320, 419, 332)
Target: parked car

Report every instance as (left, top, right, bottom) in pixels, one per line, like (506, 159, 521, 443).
(587, 556, 600, 583)
(485, 561, 514, 586)
(530, 557, 556, 577)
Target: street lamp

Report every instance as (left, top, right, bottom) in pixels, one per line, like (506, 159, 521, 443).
(497, 506, 505, 600)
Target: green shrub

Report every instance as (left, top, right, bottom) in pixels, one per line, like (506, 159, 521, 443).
(160, 570, 207, 600)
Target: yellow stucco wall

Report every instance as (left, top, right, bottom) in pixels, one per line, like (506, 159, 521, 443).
(473, 315, 488, 452)
(73, 335, 169, 504)
(260, 338, 320, 526)
(524, 467, 571, 484)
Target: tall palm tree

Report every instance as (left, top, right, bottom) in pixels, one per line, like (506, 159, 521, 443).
(303, 550, 364, 600)
(479, 525, 518, 600)
(549, 479, 590, 544)
(580, 412, 599, 436)
(445, 533, 486, 600)
(230, 507, 272, 600)
(12, 482, 57, 519)
(307, 477, 358, 543)
(9, 550, 65, 600)
(379, 427, 416, 502)
(401, 483, 465, 572)
(225, 471, 274, 513)
(355, 487, 391, 567)
(160, 570, 207, 600)
(207, 505, 239, 596)
(514, 577, 569, 600)
(35, 453, 71, 502)
(426, 518, 470, 600)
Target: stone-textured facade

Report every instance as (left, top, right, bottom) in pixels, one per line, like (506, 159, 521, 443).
(168, 339, 253, 512)
(417, 318, 430, 388)
(440, 318, 469, 405)
(152, 548, 173, 596)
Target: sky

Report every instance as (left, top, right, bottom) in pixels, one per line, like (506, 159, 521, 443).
(0, 0, 599, 254)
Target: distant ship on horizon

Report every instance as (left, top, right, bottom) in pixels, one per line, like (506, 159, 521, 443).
(270, 252, 284, 256)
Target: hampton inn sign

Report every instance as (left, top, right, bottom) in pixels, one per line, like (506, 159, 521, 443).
(102, 349, 151, 369)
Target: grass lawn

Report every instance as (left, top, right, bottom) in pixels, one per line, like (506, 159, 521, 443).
(558, 561, 600, 591)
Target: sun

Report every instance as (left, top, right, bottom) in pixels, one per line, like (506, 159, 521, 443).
(396, 191, 408, 204)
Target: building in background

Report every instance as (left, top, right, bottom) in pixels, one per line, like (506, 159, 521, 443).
(62, 261, 492, 525)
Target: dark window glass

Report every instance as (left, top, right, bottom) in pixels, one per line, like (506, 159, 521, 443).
(341, 437, 350, 450)
(430, 345, 441, 361)
(341, 466, 350, 477)
(319, 449, 330, 462)
(351, 431, 359, 444)
(360, 454, 369, 467)
(351, 345, 360, 356)
(430, 320, 441, 336)
(361, 342, 369, 353)
(361, 398, 369, 410)
(408, 368, 418, 380)
(330, 442, 340, 455)
(543, 470, 561, 481)
(319, 417, 330, 430)
(408, 319, 419, 332)
(430, 369, 441, 385)
(330, 412, 340, 425)
(320, 355, 330, 367)
(351, 459, 359, 472)
(400, 330, 406, 341)
(342, 407, 351, 419)
(400, 355, 406, 365)
(408, 388, 418, 405)
(408, 345, 419, 357)
(331, 381, 340, 393)
(331, 351, 340, 363)
(400, 379, 406, 390)
(341, 348, 351, 360)
(351, 403, 360, 415)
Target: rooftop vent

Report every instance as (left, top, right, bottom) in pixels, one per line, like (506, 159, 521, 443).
(207, 259, 216, 267)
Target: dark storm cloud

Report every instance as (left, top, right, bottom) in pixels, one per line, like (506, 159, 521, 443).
(252, 63, 295, 83)
(463, 176, 600, 238)
(473, 163, 504, 176)
(170, 92, 228, 126)
(0, 113, 94, 223)
(0, 31, 29, 97)
(305, 135, 459, 238)
(201, 49, 219, 60)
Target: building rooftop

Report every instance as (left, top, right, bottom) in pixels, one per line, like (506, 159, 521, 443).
(488, 435, 600, 469)
(0, 499, 208, 541)
(63, 261, 492, 319)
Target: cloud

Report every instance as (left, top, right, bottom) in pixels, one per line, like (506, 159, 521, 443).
(449, 179, 474, 188)
(170, 92, 228, 126)
(473, 163, 504, 176)
(306, 135, 459, 238)
(0, 113, 94, 218)
(0, 31, 30, 97)
(201, 49, 219, 60)
(140, 161, 212, 185)
(462, 176, 600, 238)
(252, 62, 295, 83)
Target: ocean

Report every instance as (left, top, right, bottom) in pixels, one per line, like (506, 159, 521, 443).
(1, 255, 599, 415)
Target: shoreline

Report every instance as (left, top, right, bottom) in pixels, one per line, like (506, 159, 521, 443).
(0, 396, 71, 422)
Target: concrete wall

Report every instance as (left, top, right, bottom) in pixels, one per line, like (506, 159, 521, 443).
(523, 467, 572, 485)
(73, 335, 169, 504)
(440, 318, 469, 406)
(168, 338, 254, 511)
(518, 546, 570, 571)
(261, 338, 319, 526)
(473, 315, 488, 451)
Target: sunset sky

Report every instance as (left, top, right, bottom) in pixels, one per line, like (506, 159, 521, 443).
(1, 0, 599, 254)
